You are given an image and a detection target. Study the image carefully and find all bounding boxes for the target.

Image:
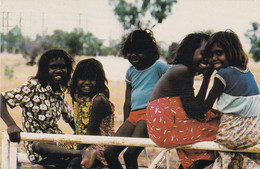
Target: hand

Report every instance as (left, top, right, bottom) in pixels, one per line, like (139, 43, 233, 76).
(204, 109, 222, 122)
(7, 124, 22, 143)
(198, 58, 214, 79)
(211, 108, 222, 117)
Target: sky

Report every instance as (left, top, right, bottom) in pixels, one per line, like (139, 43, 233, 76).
(1, 0, 260, 51)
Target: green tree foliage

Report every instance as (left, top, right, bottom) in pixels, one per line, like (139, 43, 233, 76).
(1, 27, 109, 65)
(245, 22, 260, 62)
(100, 39, 121, 56)
(81, 32, 103, 56)
(166, 41, 178, 64)
(109, 0, 177, 31)
(1, 26, 29, 53)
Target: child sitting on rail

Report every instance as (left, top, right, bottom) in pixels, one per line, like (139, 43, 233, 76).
(0, 49, 97, 169)
(202, 30, 260, 168)
(104, 28, 169, 169)
(147, 32, 220, 169)
(66, 58, 115, 168)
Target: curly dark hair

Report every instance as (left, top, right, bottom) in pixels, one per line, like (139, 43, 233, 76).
(70, 58, 109, 102)
(121, 28, 160, 64)
(33, 49, 74, 91)
(174, 32, 210, 71)
(204, 29, 248, 69)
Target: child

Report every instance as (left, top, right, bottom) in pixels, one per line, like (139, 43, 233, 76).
(104, 29, 169, 169)
(68, 58, 115, 168)
(0, 49, 95, 169)
(147, 33, 220, 169)
(202, 30, 260, 168)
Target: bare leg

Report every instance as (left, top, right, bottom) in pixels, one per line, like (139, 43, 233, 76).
(33, 142, 96, 168)
(123, 120, 149, 169)
(104, 121, 136, 169)
(32, 142, 82, 158)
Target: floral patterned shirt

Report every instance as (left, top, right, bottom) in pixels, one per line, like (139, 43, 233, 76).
(2, 79, 73, 162)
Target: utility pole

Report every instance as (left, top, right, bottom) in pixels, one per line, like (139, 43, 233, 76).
(6, 12, 9, 33)
(85, 13, 88, 33)
(19, 12, 22, 33)
(1, 12, 4, 33)
(42, 12, 45, 36)
(78, 13, 82, 29)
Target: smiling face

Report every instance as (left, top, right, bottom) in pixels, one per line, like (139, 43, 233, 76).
(77, 78, 96, 96)
(210, 43, 228, 70)
(126, 52, 148, 70)
(48, 57, 67, 90)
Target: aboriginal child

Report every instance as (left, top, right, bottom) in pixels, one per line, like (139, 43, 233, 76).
(67, 58, 115, 168)
(147, 33, 220, 169)
(202, 30, 260, 168)
(0, 49, 95, 169)
(104, 29, 169, 169)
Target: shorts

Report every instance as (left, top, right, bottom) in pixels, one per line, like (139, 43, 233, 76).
(126, 109, 147, 126)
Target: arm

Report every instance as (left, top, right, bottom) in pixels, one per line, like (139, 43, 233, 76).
(0, 94, 22, 142)
(185, 76, 224, 121)
(61, 111, 75, 131)
(177, 72, 206, 121)
(196, 59, 215, 100)
(123, 83, 132, 121)
(169, 65, 208, 121)
(195, 69, 214, 101)
(61, 98, 75, 131)
(68, 119, 75, 131)
(77, 95, 112, 150)
(204, 77, 224, 111)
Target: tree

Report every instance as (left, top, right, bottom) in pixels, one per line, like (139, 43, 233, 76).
(166, 41, 178, 64)
(109, 0, 177, 31)
(245, 22, 260, 62)
(1, 26, 25, 53)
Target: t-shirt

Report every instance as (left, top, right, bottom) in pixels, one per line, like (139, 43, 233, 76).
(215, 66, 260, 117)
(126, 60, 169, 111)
(2, 79, 73, 162)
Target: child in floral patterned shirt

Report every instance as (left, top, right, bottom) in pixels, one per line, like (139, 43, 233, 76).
(67, 58, 115, 168)
(1, 49, 97, 168)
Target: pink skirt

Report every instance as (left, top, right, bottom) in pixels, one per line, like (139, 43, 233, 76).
(147, 97, 220, 168)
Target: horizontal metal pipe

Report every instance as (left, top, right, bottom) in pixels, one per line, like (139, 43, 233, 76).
(19, 132, 260, 153)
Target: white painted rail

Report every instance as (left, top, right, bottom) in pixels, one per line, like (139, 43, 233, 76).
(2, 131, 260, 169)
(19, 132, 260, 153)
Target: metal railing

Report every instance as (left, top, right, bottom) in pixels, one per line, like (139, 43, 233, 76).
(2, 131, 260, 169)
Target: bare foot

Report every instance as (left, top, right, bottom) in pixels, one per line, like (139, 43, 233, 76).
(81, 149, 97, 169)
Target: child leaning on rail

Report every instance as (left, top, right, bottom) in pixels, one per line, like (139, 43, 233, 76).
(0, 49, 98, 169)
(201, 30, 260, 168)
(104, 28, 169, 169)
(65, 58, 115, 168)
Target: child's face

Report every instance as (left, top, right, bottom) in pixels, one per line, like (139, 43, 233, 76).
(126, 52, 147, 69)
(210, 43, 228, 70)
(77, 79, 96, 96)
(48, 57, 68, 86)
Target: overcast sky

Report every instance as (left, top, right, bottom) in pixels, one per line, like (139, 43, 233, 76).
(1, 0, 260, 51)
